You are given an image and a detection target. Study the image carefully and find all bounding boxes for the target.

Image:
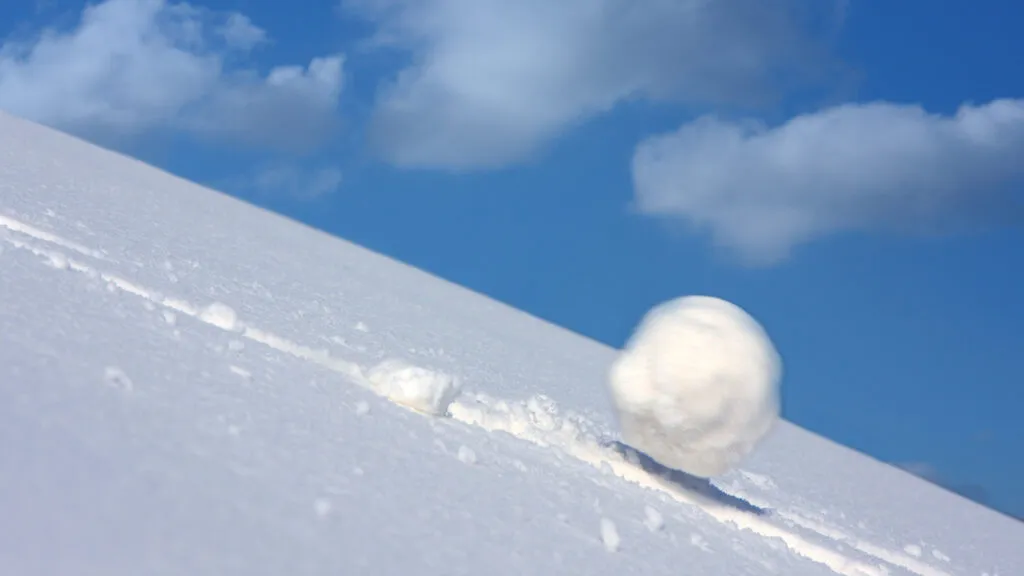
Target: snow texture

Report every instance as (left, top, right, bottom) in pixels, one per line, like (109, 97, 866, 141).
(609, 295, 781, 478)
(1, 110, 1022, 576)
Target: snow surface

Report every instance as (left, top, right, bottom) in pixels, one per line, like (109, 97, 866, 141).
(609, 295, 781, 478)
(1, 110, 1022, 576)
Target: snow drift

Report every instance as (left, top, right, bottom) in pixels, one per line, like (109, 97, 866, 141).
(608, 295, 781, 478)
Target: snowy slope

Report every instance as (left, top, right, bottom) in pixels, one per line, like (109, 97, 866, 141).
(0, 110, 1020, 576)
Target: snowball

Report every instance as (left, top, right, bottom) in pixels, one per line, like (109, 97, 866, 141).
(366, 358, 461, 416)
(199, 302, 239, 331)
(608, 295, 781, 478)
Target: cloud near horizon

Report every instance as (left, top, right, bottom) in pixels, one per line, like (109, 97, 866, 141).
(0, 0, 344, 153)
(252, 164, 344, 200)
(632, 99, 1024, 264)
(894, 461, 994, 509)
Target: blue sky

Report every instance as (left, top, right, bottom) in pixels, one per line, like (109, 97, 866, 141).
(1, 0, 1022, 518)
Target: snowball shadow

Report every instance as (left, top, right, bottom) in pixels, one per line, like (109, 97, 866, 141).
(608, 440, 769, 517)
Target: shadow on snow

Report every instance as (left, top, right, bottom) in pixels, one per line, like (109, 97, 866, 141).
(606, 440, 770, 517)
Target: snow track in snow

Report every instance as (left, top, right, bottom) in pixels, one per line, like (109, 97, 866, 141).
(0, 210, 954, 576)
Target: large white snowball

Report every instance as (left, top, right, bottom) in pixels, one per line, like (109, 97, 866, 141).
(608, 295, 781, 478)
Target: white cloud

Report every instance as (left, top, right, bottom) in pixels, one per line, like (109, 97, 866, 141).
(218, 13, 266, 51)
(248, 164, 344, 200)
(189, 55, 344, 152)
(0, 0, 343, 152)
(346, 0, 843, 169)
(632, 99, 1024, 264)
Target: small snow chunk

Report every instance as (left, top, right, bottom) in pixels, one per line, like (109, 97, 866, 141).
(354, 401, 371, 416)
(366, 358, 461, 416)
(600, 518, 621, 552)
(142, 301, 156, 311)
(904, 544, 922, 557)
(45, 252, 69, 269)
(643, 505, 664, 532)
(690, 533, 711, 552)
(352, 466, 364, 476)
(931, 549, 950, 562)
(457, 445, 477, 464)
(227, 339, 245, 352)
(39, 249, 68, 268)
(229, 365, 251, 379)
(609, 295, 781, 478)
(199, 302, 240, 331)
(314, 498, 332, 517)
(227, 425, 241, 436)
(526, 394, 559, 431)
(103, 366, 133, 392)
(354, 321, 369, 332)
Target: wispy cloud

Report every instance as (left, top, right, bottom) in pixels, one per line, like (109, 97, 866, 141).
(224, 164, 344, 201)
(0, 0, 344, 153)
(894, 461, 994, 510)
(632, 100, 1024, 264)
